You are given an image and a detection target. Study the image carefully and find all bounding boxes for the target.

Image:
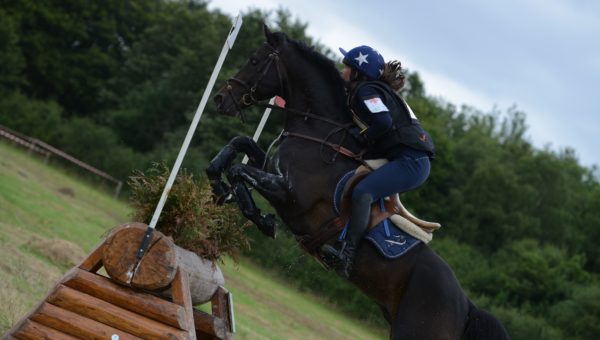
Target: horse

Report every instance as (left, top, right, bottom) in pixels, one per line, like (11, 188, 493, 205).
(207, 25, 509, 340)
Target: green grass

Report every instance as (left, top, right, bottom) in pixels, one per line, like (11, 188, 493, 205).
(0, 142, 386, 339)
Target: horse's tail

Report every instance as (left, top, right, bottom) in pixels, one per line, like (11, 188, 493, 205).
(463, 301, 510, 340)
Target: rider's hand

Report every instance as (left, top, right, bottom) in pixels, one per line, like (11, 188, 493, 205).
(348, 127, 368, 145)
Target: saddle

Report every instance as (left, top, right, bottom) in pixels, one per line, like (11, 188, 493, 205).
(336, 170, 400, 230)
(336, 163, 441, 234)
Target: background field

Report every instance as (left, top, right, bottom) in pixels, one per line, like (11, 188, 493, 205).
(0, 142, 386, 339)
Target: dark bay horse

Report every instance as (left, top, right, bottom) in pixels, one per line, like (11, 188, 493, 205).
(208, 25, 509, 339)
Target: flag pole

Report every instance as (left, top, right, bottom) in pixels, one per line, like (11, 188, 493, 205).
(136, 13, 243, 259)
(242, 97, 276, 164)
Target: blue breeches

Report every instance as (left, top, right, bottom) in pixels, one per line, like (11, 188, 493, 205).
(353, 150, 431, 203)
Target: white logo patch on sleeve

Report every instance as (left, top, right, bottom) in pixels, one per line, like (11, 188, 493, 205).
(363, 97, 389, 113)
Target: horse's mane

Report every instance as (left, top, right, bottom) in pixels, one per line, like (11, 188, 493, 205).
(280, 34, 349, 110)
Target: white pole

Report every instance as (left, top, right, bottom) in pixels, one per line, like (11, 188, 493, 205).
(148, 13, 243, 230)
(242, 97, 275, 164)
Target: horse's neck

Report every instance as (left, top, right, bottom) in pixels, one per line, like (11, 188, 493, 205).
(282, 63, 349, 133)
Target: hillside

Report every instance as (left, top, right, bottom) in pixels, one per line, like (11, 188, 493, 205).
(0, 142, 386, 339)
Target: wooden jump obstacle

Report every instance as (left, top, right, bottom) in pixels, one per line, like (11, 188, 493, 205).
(3, 223, 235, 339)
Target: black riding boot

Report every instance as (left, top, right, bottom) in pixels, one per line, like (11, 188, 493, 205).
(322, 193, 372, 277)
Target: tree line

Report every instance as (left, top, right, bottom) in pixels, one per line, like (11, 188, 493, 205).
(1, 1, 598, 338)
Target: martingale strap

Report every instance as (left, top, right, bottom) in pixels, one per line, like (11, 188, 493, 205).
(282, 131, 371, 168)
(256, 102, 353, 129)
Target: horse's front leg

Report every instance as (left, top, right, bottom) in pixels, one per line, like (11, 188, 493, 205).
(206, 136, 266, 204)
(226, 164, 288, 238)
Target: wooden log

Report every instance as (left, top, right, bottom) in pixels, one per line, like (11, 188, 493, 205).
(211, 287, 233, 339)
(5, 268, 80, 339)
(103, 223, 224, 304)
(171, 268, 196, 339)
(31, 303, 141, 340)
(160, 247, 225, 305)
(47, 285, 188, 339)
(62, 268, 187, 329)
(77, 241, 105, 272)
(13, 320, 78, 340)
(193, 310, 226, 339)
(103, 222, 177, 290)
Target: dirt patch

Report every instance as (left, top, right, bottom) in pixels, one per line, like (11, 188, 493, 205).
(26, 237, 87, 268)
(57, 187, 75, 197)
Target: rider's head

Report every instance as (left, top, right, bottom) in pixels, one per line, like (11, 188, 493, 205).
(339, 45, 385, 82)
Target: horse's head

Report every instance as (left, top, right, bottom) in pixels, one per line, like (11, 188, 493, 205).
(214, 25, 288, 116)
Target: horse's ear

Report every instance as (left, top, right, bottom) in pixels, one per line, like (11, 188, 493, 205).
(263, 23, 277, 46)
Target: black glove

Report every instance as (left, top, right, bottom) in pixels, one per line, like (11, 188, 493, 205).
(348, 127, 368, 145)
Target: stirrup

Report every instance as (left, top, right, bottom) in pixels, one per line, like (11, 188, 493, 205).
(321, 243, 354, 277)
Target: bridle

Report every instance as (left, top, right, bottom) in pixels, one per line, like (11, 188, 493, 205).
(224, 43, 284, 118)
(222, 43, 369, 166)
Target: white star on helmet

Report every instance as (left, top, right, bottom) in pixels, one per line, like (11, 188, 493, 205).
(355, 52, 369, 66)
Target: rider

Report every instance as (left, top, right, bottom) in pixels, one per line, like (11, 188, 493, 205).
(323, 45, 435, 277)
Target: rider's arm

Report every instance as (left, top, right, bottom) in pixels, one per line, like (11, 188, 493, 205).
(355, 86, 392, 140)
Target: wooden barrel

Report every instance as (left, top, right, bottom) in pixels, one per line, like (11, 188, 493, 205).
(102, 222, 224, 305)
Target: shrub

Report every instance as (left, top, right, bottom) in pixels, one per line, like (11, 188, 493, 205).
(128, 163, 250, 262)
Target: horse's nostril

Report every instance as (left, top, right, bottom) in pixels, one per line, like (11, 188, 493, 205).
(214, 93, 224, 106)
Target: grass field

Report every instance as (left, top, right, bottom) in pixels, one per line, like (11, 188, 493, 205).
(0, 141, 386, 339)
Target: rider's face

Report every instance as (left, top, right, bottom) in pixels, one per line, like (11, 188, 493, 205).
(341, 65, 352, 81)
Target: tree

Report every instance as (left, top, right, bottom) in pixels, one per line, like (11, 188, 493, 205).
(0, 7, 25, 94)
(2, 0, 158, 115)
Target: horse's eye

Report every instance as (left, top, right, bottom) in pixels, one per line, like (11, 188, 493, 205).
(250, 58, 258, 65)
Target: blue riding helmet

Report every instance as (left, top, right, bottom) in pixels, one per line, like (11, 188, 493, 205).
(339, 45, 385, 80)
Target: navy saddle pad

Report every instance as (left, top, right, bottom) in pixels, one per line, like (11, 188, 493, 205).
(333, 171, 421, 259)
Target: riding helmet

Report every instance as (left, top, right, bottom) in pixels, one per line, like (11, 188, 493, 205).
(339, 45, 385, 80)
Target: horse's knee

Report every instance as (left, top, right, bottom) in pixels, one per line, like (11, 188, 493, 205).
(230, 135, 254, 148)
(207, 144, 236, 176)
(230, 135, 265, 166)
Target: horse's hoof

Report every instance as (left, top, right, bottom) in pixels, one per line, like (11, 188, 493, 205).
(257, 214, 277, 238)
(211, 181, 232, 205)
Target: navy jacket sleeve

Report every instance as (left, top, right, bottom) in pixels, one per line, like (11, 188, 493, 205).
(353, 85, 393, 140)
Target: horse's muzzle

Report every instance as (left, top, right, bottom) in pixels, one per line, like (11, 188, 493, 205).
(213, 93, 238, 116)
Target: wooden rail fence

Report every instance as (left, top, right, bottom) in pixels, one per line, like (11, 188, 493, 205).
(0, 124, 123, 198)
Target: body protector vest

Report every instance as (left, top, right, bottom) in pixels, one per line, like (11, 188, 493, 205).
(348, 81, 435, 157)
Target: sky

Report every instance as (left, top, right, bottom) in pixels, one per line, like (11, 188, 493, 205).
(208, 0, 600, 169)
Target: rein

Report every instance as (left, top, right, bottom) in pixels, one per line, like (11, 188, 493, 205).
(257, 102, 371, 166)
(255, 102, 352, 129)
(282, 131, 370, 166)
